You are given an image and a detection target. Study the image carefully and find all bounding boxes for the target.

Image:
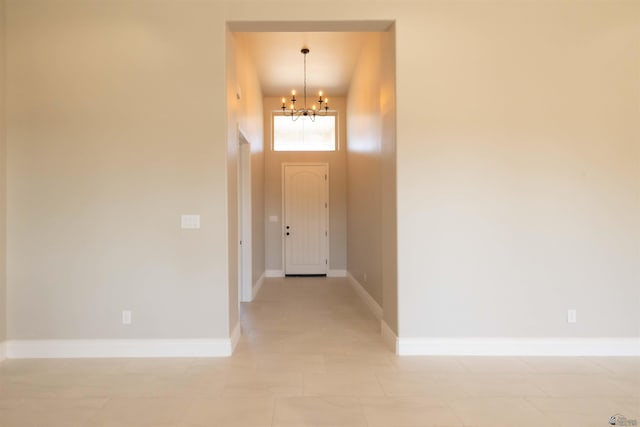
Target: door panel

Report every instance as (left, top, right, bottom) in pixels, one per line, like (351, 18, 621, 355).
(284, 164, 328, 275)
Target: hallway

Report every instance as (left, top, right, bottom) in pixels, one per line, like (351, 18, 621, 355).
(239, 277, 387, 356)
(0, 277, 638, 426)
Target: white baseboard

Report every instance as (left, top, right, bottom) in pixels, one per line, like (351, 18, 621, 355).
(327, 269, 347, 277)
(230, 322, 242, 353)
(381, 320, 398, 354)
(396, 337, 640, 356)
(347, 272, 383, 320)
(252, 272, 265, 300)
(265, 269, 284, 278)
(0, 341, 5, 362)
(5, 338, 233, 359)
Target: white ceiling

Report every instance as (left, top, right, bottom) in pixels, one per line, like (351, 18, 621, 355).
(239, 32, 376, 97)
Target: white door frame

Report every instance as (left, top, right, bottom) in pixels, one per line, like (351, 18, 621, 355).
(238, 134, 253, 302)
(281, 162, 330, 275)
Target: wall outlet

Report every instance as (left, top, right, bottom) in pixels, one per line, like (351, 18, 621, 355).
(567, 309, 577, 323)
(122, 310, 132, 325)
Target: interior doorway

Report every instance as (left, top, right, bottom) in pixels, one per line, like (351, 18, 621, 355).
(227, 20, 398, 352)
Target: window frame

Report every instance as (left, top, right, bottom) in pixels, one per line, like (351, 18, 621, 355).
(271, 110, 339, 152)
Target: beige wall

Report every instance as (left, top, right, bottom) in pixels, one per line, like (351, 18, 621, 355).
(6, 1, 230, 339)
(239, 35, 266, 292)
(379, 28, 397, 335)
(346, 31, 397, 332)
(251, 143, 265, 287)
(2, 0, 638, 347)
(347, 36, 383, 303)
(226, 32, 264, 321)
(263, 97, 347, 273)
(225, 27, 239, 341)
(0, 0, 6, 347)
(394, 1, 640, 338)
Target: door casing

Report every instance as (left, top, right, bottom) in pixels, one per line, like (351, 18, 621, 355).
(281, 162, 330, 275)
(239, 136, 252, 302)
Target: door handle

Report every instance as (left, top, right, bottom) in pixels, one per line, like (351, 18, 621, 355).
(286, 225, 290, 229)
(286, 232, 290, 236)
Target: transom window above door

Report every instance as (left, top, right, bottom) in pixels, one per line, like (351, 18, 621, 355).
(272, 113, 337, 152)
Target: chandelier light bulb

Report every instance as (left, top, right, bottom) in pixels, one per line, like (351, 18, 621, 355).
(280, 48, 329, 121)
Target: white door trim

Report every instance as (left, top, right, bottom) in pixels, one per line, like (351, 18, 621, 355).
(238, 134, 253, 302)
(281, 162, 330, 275)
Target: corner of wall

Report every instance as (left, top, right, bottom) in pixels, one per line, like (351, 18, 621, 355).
(380, 319, 398, 354)
(379, 26, 398, 337)
(230, 321, 242, 354)
(345, 29, 397, 336)
(225, 26, 240, 346)
(252, 271, 265, 300)
(348, 272, 398, 354)
(347, 272, 382, 320)
(227, 28, 264, 323)
(0, 0, 7, 357)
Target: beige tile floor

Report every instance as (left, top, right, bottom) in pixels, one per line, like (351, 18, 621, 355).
(0, 276, 638, 426)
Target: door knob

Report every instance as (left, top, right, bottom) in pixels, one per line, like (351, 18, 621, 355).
(286, 232, 290, 236)
(286, 225, 290, 229)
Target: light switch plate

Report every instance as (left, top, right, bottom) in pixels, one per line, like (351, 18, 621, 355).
(181, 214, 200, 229)
(269, 215, 279, 223)
(567, 309, 577, 323)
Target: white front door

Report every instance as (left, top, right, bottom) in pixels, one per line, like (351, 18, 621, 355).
(283, 164, 328, 275)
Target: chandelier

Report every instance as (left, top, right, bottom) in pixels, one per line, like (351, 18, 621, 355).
(280, 48, 329, 121)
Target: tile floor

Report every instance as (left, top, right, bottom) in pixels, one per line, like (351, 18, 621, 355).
(0, 276, 638, 426)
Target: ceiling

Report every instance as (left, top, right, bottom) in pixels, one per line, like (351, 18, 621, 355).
(239, 32, 376, 98)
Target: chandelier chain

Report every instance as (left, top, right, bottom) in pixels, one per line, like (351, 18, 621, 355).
(303, 50, 307, 110)
(280, 47, 329, 121)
